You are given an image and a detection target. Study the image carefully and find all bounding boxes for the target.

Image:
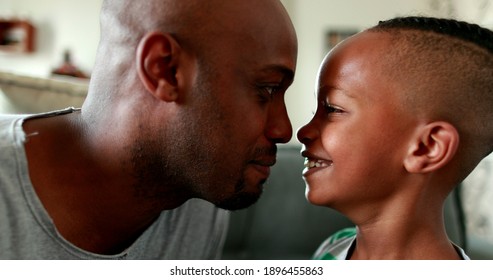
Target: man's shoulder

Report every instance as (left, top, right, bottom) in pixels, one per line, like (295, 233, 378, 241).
(0, 114, 24, 141)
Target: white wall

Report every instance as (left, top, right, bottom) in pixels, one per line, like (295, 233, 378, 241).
(0, 0, 102, 78)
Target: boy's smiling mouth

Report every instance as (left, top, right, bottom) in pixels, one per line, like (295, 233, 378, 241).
(304, 158, 333, 169)
(301, 150, 333, 176)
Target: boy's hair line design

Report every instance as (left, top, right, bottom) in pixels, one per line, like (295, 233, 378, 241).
(364, 16, 493, 185)
(373, 16, 493, 54)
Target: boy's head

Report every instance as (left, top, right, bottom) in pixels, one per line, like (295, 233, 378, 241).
(298, 17, 493, 210)
(369, 17, 493, 182)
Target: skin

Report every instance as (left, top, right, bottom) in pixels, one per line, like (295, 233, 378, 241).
(21, 0, 297, 254)
(297, 31, 461, 259)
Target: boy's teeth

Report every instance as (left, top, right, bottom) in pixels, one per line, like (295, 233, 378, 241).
(304, 159, 331, 169)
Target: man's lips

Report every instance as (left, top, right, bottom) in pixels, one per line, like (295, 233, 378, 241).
(249, 145, 277, 178)
(252, 164, 271, 177)
(250, 158, 276, 177)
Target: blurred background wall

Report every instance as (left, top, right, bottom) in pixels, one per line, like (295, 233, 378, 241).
(0, 0, 101, 78)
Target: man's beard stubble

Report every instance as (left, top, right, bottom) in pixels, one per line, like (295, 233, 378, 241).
(128, 62, 273, 211)
(129, 136, 264, 211)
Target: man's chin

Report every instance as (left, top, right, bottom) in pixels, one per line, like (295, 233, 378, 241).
(215, 190, 262, 211)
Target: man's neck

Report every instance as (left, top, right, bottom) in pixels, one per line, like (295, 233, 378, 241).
(22, 112, 168, 254)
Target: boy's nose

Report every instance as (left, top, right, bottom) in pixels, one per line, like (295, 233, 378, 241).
(297, 119, 318, 144)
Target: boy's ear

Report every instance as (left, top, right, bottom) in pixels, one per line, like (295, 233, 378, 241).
(404, 122, 459, 173)
(136, 31, 181, 102)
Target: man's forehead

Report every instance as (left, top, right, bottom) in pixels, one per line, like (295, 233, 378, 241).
(258, 64, 295, 78)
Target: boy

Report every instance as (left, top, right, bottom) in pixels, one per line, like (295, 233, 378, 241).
(297, 16, 493, 259)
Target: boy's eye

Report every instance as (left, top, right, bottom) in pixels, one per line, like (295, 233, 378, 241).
(322, 100, 343, 114)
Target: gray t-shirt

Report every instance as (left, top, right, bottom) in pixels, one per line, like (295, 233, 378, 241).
(0, 108, 229, 259)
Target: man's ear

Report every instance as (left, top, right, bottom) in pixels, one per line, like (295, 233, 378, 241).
(136, 31, 181, 102)
(404, 122, 459, 173)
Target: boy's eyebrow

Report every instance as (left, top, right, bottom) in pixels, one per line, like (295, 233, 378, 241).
(318, 84, 355, 99)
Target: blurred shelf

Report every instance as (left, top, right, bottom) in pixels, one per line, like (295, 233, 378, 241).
(0, 19, 35, 53)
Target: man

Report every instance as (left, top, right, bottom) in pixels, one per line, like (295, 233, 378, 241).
(0, 0, 297, 259)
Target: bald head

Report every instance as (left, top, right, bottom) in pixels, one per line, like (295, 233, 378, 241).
(85, 0, 296, 109)
(98, 1, 209, 55)
(83, 0, 296, 119)
(95, 0, 294, 63)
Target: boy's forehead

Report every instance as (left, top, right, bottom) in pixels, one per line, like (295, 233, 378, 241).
(327, 31, 393, 63)
(317, 31, 406, 104)
(319, 32, 393, 83)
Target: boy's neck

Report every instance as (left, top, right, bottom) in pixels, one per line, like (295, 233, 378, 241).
(350, 211, 460, 260)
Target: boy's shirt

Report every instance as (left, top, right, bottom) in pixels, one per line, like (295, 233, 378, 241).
(313, 227, 470, 260)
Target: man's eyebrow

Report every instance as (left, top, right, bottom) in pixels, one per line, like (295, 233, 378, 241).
(261, 65, 295, 82)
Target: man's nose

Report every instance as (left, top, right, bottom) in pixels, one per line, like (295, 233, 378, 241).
(265, 102, 293, 143)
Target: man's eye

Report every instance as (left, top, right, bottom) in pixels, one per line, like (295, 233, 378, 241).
(264, 86, 279, 96)
(256, 85, 281, 103)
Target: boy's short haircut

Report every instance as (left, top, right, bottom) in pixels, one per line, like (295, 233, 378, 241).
(374, 17, 493, 53)
(367, 17, 493, 183)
